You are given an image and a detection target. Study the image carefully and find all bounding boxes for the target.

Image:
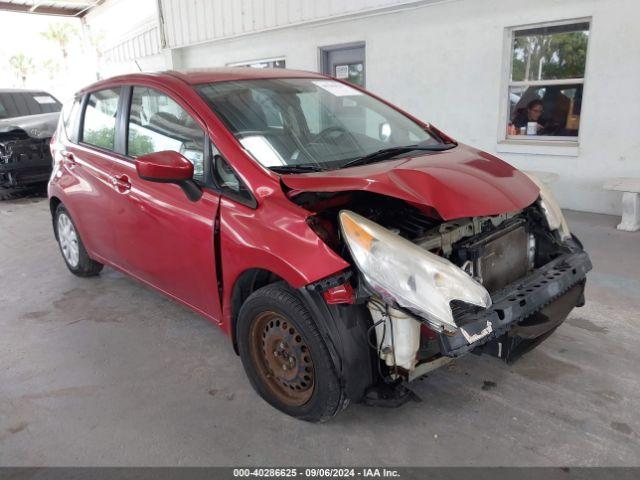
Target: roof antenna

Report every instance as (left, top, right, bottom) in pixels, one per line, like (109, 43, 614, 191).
(134, 60, 142, 72)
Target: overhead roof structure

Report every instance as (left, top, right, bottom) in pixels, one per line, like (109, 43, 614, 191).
(0, 0, 101, 17)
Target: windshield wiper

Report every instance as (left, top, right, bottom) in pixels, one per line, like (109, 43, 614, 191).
(340, 142, 457, 169)
(269, 164, 325, 174)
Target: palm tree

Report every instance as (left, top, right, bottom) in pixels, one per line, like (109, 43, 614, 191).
(9, 53, 34, 86)
(41, 22, 77, 60)
(42, 58, 61, 80)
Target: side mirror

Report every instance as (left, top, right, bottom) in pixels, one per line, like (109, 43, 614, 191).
(135, 150, 202, 201)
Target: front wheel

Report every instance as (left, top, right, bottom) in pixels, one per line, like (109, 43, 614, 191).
(237, 283, 344, 422)
(54, 203, 103, 277)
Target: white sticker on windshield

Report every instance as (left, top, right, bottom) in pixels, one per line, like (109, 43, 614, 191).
(33, 95, 57, 104)
(312, 80, 362, 97)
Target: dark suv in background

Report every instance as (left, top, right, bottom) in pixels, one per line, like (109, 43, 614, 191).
(0, 89, 61, 193)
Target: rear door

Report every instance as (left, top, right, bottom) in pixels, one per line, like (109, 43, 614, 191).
(58, 88, 122, 262)
(108, 84, 223, 319)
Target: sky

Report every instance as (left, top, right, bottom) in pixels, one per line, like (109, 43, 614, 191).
(0, 1, 159, 102)
(0, 11, 98, 102)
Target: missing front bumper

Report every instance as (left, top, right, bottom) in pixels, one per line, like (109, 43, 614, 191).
(437, 250, 592, 360)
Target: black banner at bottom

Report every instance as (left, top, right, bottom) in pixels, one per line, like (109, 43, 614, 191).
(1, 467, 639, 480)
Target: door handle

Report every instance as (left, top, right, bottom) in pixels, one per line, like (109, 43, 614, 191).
(61, 150, 77, 167)
(112, 174, 131, 192)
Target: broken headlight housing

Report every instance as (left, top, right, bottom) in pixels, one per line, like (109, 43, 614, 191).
(339, 210, 491, 332)
(526, 173, 571, 241)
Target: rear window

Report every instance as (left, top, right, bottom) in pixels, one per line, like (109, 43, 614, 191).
(0, 91, 61, 119)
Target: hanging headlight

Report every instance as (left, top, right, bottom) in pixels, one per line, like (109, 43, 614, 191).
(525, 174, 571, 241)
(339, 210, 491, 332)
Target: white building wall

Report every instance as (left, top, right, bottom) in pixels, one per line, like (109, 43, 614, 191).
(158, 0, 445, 48)
(89, 0, 640, 216)
(84, 0, 163, 77)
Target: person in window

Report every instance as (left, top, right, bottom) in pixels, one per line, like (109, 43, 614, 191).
(513, 99, 545, 135)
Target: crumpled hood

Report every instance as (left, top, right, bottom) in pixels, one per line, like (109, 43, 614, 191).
(0, 112, 60, 139)
(282, 144, 540, 220)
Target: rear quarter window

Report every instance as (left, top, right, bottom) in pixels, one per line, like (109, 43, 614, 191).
(61, 98, 81, 143)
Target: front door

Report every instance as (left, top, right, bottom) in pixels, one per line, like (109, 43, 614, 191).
(108, 85, 222, 320)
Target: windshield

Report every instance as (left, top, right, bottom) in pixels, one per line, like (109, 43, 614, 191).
(0, 91, 61, 120)
(197, 78, 441, 171)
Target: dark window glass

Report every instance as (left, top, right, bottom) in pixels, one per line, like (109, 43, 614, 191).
(0, 91, 61, 119)
(82, 88, 120, 150)
(127, 86, 205, 182)
(509, 84, 583, 137)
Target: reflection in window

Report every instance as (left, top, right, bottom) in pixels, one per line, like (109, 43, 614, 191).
(211, 143, 254, 205)
(198, 79, 437, 170)
(62, 98, 81, 143)
(334, 63, 365, 87)
(127, 87, 205, 181)
(82, 88, 120, 150)
(507, 22, 589, 139)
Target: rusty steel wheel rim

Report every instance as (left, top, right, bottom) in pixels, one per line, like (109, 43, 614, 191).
(249, 311, 315, 406)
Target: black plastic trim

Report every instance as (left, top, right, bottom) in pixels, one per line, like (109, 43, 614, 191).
(438, 250, 593, 357)
(298, 287, 374, 404)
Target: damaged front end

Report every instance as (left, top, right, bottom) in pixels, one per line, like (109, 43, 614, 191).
(295, 177, 591, 405)
(0, 113, 59, 189)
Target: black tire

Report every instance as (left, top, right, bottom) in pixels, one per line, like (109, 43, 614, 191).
(54, 203, 103, 277)
(237, 282, 344, 422)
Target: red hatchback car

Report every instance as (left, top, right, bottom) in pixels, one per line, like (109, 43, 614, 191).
(49, 69, 591, 421)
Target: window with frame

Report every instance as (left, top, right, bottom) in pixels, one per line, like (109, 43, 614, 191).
(228, 58, 286, 69)
(127, 86, 205, 182)
(82, 88, 120, 150)
(506, 21, 589, 141)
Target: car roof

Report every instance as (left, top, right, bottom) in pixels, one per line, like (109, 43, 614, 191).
(0, 88, 53, 94)
(78, 68, 328, 94)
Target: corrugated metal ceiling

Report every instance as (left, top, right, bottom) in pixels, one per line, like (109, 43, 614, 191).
(0, 0, 101, 17)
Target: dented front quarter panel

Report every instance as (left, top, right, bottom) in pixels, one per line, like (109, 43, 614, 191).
(217, 188, 350, 337)
(282, 144, 540, 221)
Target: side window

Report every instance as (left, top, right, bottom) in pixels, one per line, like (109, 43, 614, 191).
(82, 88, 120, 150)
(506, 21, 589, 140)
(62, 98, 81, 143)
(211, 142, 255, 207)
(127, 86, 205, 182)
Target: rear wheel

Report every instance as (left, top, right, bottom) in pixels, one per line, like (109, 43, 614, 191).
(54, 204, 103, 277)
(237, 283, 344, 422)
